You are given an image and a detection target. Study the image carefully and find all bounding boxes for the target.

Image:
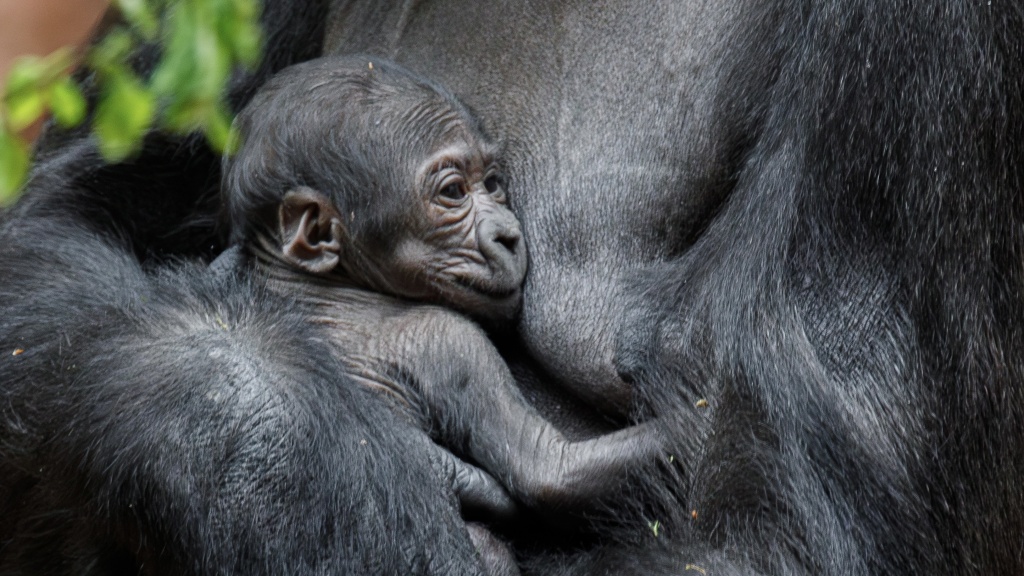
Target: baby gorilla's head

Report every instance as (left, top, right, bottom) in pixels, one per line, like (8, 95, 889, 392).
(223, 55, 526, 321)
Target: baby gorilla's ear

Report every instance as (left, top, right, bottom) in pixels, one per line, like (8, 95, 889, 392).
(279, 187, 344, 274)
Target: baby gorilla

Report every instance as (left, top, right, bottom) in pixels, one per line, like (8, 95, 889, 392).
(222, 56, 661, 525)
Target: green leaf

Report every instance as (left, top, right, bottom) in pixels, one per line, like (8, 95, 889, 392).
(0, 128, 30, 203)
(221, 0, 262, 67)
(4, 57, 43, 96)
(202, 107, 236, 153)
(228, 22, 262, 67)
(161, 98, 212, 133)
(49, 78, 87, 128)
(38, 47, 75, 80)
(0, 0, 264, 204)
(114, 0, 159, 40)
(88, 29, 136, 74)
(5, 91, 45, 132)
(4, 58, 46, 131)
(93, 71, 156, 161)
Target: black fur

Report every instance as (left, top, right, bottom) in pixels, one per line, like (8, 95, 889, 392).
(0, 216, 486, 574)
(3, 0, 1024, 575)
(0, 2, 488, 574)
(617, 2, 1024, 573)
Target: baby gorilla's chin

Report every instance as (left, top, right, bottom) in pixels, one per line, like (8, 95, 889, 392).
(441, 280, 523, 324)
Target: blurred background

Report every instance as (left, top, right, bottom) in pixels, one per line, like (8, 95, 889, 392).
(0, 0, 109, 141)
(0, 0, 259, 201)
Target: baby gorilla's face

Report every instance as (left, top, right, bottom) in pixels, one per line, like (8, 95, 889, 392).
(386, 133, 527, 322)
(258, 58, 526, 322)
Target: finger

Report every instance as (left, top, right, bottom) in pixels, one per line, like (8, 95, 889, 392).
(426, 443, 520, 523)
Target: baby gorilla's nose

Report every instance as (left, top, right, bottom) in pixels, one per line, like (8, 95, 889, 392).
(477, 211, 527, 284)
(493, 228, 520, 255)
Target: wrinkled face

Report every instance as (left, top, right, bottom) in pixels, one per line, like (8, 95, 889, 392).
(387, 134, 527, 322)
(270, 102, 527, 323)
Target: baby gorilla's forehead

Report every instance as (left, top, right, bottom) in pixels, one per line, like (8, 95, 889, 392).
(387, 105, 490, 158)
(424, 133, 496, 169)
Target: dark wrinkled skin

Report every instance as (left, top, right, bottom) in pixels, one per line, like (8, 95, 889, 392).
(2, 0, 1024, 575)
(226, 56, 662, 518)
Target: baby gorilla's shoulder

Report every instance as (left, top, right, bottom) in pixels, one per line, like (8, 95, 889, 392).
(395, 303, 490, 342)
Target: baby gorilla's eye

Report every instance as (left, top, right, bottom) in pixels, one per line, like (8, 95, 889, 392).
(484, 175, 500, 193)
(439, 183, 465, 200)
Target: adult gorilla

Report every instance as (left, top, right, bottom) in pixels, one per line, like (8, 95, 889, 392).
(328, 3, 1024, 573)
(2, 1, 1024, 576)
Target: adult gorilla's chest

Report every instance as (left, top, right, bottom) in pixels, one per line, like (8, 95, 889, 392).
(324, 0, 758, 415)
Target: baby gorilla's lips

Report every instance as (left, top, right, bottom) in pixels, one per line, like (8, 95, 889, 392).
(454, 276, 521, 300)
(444, 274, 524, 322)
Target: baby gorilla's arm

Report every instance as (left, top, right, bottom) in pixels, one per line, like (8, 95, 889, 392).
(400, 309, 664, 512)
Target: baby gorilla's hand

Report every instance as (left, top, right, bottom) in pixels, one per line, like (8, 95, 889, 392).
(424, 441, 520, 524)
(423, 441, 521, 575)
(506, 420, 668, 514)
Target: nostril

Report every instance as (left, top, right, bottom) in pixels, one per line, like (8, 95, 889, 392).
(494, 233, 519, 254)
(478, 218, 522, 260)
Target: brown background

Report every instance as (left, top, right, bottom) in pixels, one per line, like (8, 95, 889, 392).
(0, 0, 109, 139)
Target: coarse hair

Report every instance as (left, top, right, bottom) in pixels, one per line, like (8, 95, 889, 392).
(221, 54, 484, 247)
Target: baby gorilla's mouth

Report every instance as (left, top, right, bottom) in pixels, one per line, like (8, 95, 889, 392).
(453, 276, 520, 300)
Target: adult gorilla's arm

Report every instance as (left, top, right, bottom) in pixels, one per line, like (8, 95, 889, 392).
(0, 2, 498, 573)
(0, 148, 493, 576)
